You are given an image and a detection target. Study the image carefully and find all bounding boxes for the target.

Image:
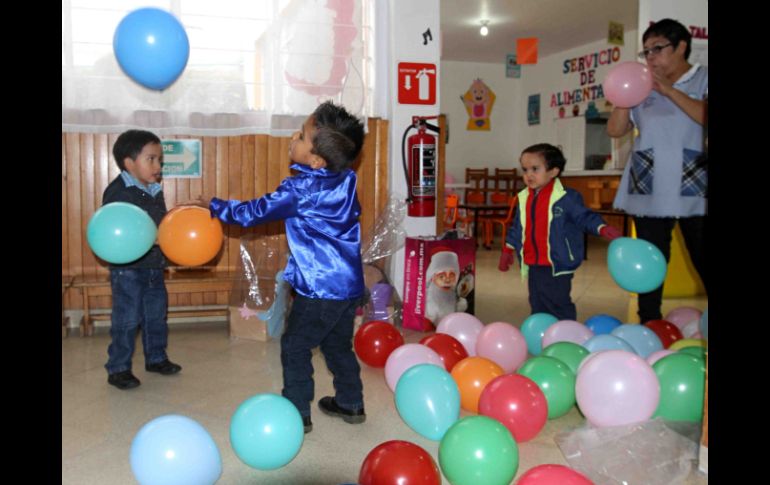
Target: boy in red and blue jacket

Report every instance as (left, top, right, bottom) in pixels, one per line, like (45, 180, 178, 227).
(499, 143, 621, 320)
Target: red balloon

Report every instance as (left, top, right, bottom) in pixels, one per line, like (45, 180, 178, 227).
(354, 321, 404, 367)
(644, 319, 684, 349)
(516, 464, 594, 484)
(419, 333, 469, 372)
(478, 374, 548, 443)
(359, 440, 441, 485)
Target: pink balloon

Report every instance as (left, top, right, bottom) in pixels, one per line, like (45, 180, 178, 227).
(475, 322, 529, 373)
(436, 312, 484, 356)
(479, 374, 548, 443)
(575, 350, 660, 427)
(384, 343, 443, 392)
(603, 62, 653, 108)
(646, 349, 675, 366)
(682, 319, 701, 338)
(516, 464, 594, 484)
(664, 307, 702, 331)
(541, 320, 594, 348)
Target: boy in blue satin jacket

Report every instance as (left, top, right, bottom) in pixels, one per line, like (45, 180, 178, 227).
(498, 143, 621, 320)
(209, 101, 366, 433)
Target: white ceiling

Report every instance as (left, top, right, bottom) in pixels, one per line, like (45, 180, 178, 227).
(440, 0, 639, 63)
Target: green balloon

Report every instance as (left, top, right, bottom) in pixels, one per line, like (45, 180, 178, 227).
(541, 341, 590, 375)
(678, 346, 706, 361)
(653, 353, 706, 421)
(517, 356, 576, 419)
(439, 416, 518, 485)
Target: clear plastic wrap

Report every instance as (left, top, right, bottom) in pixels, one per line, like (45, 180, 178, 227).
(361, 196, 407, 264)
(555, 418, 701, 485)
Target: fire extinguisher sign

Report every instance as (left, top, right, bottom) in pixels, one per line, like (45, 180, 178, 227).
(398, 62, 437, 105)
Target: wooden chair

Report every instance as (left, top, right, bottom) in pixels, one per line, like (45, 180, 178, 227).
(465, 168, 489, 203)
(457, 190, 485, 242)
(494, 168, 519, 195)
(481, 195, 519, 249)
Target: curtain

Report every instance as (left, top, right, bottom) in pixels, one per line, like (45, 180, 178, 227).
(62, 0, 375, 136)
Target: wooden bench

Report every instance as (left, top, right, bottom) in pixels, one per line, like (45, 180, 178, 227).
(71, 270, 240, 336)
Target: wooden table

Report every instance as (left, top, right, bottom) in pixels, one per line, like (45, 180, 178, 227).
(458, 203, 509, 248)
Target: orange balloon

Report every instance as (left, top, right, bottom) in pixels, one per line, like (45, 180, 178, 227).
(450, 356, 504, 413)
(158, 206, 223, 266)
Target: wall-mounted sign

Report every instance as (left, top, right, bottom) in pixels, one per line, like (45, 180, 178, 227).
(462, 79, 496, 131)
(528, 94, 540, 126)
(398, 62, 437, 105)
(161, 140, 201, 178)
(506, 54, 521, 79)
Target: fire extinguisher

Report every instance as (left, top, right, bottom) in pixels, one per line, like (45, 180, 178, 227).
(402, 116, 440, 217)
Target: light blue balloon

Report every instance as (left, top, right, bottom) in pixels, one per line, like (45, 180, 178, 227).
(585, 313, 622, 335)
(395, 363, 460, 441)
(87, 202, 157, 264)
(230, 393, 304, 470)
(700, 308, 708, 341)
(607, 237, 667, 293)
(611, 324, 663, 358)
(113, 8, 190, 90)
(521, 313, 559, 356)
(130, 414, 222, 485)
(583, 334, 636, 354)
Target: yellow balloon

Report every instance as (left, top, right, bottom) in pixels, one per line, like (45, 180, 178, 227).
(669, 338, 706, 351)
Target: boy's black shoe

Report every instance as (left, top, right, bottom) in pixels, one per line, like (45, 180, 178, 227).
(303, 416, 313, 434)
(108, 371, 141, 390)
(318, 397, 366, 424)
(145, 359, 182, 375)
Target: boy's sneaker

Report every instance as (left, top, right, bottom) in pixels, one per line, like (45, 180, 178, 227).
(318, 397, 366, 424)
(145, 359, 182, 375)
(303, 416, 313, 434)
(108, 371, 141, 390)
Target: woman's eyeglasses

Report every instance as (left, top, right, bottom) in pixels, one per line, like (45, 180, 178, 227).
(637, 43, 672, 59)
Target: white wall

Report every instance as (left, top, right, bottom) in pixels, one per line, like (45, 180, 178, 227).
(440, 61, 521, 182)
(439, 29, 639, 178)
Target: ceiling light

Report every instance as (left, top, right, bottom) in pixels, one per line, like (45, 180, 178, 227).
(480, 20, 489, 36)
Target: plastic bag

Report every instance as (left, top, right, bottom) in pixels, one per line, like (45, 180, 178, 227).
(554, 418, 701, 485)
(361, 195, 407, 264)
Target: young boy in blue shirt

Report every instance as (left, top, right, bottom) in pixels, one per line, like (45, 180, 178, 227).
(103, 129, 182, 390)
(499, 143, 621, 320)
(209, 101, 366, 433)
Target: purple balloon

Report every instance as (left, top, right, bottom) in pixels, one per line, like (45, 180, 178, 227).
(576, 350, 660, 427)
(475, 322, 528, 373)
(603, 62, 653, 108)
(436, 312, 484, 356)
(542, 320, 594, 348)
(384, 344, 443, 392)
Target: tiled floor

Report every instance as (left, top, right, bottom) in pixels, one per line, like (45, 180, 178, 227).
(62, 237, 708, 484)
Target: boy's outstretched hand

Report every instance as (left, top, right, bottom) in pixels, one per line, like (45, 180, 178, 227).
(178, 195, 211, 210)
(599, 225, 622, 241)
(498, 246, 515, 272)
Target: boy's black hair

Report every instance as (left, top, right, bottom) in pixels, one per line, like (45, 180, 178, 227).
(112, 129, 162, 171)
(310, 101, 365, 172)
(643, 18, 692, 61)
(521, 143, 567, 175)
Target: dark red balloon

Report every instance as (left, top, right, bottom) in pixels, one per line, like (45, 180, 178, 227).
(354, 321, 404, 367)
(478, 374, 548, 443)
(515, 464, 594, 484)
(359, 440, 441, 485)
(644, 319, 684, 349)
(419, 333, 469, 372)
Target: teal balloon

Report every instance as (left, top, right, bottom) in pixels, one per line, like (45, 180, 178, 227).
(583, 334, 636, 354)
(611, 324, 663, 358)
(521, 313, 558, 355)
(607, 237, 667, 293)
(518, 356, 576, 419)
(653, 353, 706, 421)
(438, 416, 519, 485)
(230, 394, 304, 470)
(542, 341, 590, 375)
(130, 414, 222, 485)
(585, 313, 622, 335)
(700, 308, 708, 341)
(395, 363, 460, 441)
(87, 202, 157, 264)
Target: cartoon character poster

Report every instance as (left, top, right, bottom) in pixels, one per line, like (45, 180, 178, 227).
(461, 79, 496, 131)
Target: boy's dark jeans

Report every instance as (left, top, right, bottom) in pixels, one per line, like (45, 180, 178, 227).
(105, 268, 169, 375)
(281, 294, 364, 418)
(528, 265, 576, 321)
